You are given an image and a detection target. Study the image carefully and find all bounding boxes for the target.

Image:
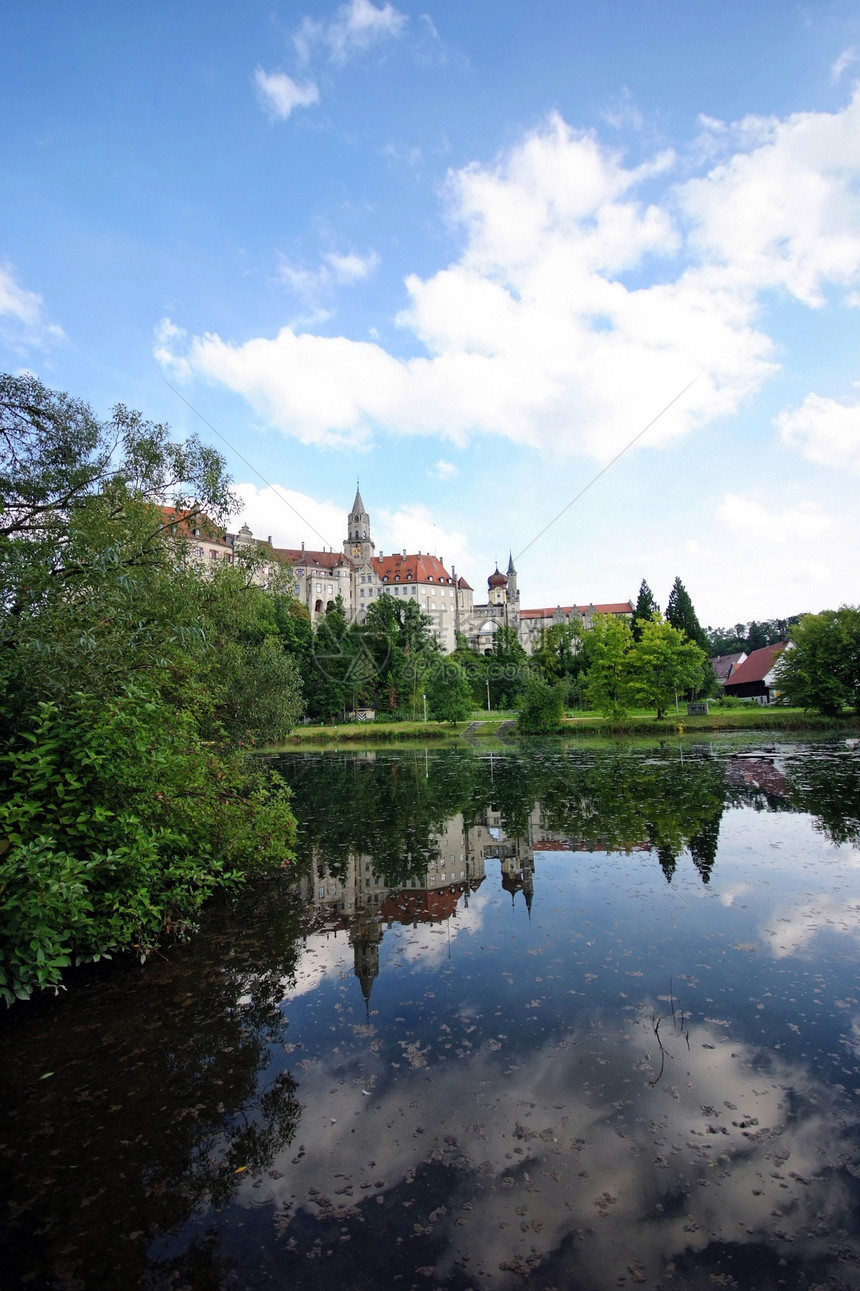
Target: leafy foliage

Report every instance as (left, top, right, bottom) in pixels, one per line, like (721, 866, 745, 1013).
(487, 625, 531, 709)
(0, 374, 300, 1003)
(426, 659, 474, 724)
(706, 616, 803, 656)
(517, 676, 566, 732)
(628, 614, 708, 717)
(775, 607, 860, 715)
(583, 613, 635, 719)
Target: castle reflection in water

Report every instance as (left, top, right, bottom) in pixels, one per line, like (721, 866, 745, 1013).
(294, 803, 649, 1005)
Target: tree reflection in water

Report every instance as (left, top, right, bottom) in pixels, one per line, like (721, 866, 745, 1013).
(0, 876, 305, 1288)
(2, 737, 860, 1289)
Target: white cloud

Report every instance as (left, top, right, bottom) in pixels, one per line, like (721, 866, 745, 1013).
(375, 500, 473, 572)
(232, 482, 344, 550)
(832, 45, 858, 84)
(324, 249, 380, 284)
(295, 0, 407, 66)
(775, 391, 860, 473)
(253, 67, 319, 120)
(277, 248, 380, 301)
(0, 262, 64, 349)
(431, 459, 458, 479)
(716, 491, 832, 546)
(156, 94, 860, 459)
(681, 90, 860, 305)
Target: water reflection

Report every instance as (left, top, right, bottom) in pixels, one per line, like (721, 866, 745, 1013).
(2, 737, 860, 1290)
(0, 878, 305, 1288)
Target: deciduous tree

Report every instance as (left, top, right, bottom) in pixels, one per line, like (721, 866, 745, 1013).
(775, 607, 860, 715)
(583, 613, 634, 720)
(629, 614, 707, 718)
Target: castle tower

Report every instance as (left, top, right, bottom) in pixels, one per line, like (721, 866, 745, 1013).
(506, 552, 519, 605)
(350, 913, 383, 1010)
(488, 565, 508, 607)
(344, 484, 375, 564)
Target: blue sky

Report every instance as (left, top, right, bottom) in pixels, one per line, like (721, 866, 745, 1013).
(2, 0, 859, 628)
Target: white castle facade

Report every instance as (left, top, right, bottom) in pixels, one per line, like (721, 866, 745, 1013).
(214, 488, 632, 655)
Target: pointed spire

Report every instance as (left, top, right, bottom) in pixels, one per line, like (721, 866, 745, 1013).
(507, 551, 516, 575)
(352, 479, 366, 516)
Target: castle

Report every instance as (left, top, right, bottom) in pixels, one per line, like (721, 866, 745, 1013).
(203, 487, 632, 654)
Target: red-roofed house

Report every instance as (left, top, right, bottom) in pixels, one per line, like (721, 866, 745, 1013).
(723, 642, 788, 704)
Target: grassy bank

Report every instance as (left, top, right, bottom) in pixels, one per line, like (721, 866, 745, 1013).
(557, 707, 860, 736)
(275, 706, 859, 747)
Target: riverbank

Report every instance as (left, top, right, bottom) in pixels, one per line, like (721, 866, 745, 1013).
(276, 706, 860, 746)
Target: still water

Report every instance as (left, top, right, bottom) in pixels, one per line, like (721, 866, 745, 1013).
(3, 736, 860, 1290)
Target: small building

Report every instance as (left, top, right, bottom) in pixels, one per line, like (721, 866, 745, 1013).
(710, 651, 748, 687)
(723, 642, 788, 704)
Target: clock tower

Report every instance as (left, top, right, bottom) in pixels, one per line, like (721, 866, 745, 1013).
(344, 484, 375, 564)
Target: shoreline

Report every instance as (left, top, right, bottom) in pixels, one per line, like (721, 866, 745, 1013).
(271, 708, 860, 748)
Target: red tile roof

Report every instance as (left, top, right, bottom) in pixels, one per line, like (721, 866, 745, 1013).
(372, 553, 455, 585)
(520, 602, 633, 620)
(724, 642, 787, 688)
(272, 547, 350, 571)
(158, 505, 228, 542)
(379, 882, 474, 924)
(457, 576, 473, 590)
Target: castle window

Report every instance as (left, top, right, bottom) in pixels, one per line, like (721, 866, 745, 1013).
(315, 599, 323, 612)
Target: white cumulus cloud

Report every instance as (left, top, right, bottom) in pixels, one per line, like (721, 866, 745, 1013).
(681, 90, 860, 305)
(156, 94, 860, 460)
(232, 483, 345, 551)
(253, 67, 319, 120)
(375, 501, 473, 571)
(775, 392, 860, 474)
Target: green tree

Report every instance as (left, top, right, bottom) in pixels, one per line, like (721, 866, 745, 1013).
(0, 374, 299, 1002)
(487, 624, 531, 709)
(775, 607, 860, 715)
(532, 620, 584, 684)
(631, 579, 660, 642)
(517, 676, 566, 732)
(665, 576, 709, 653)
(362, 594, 438, 717)
(583, 613, 634, 720)
(448, 634, 489, 709)
(628, 613, 707, 718)
(426, 659, 474, 724)
(305, 596, 357, 719)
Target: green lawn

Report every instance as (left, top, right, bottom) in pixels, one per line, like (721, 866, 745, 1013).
(274, 704, 858, 747)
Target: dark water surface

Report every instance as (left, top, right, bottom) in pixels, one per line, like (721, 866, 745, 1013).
(3, 735, 860, 1290)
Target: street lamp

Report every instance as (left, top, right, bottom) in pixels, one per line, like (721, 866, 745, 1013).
(486, 678, 491, 712)
(423, 693, 427, 722)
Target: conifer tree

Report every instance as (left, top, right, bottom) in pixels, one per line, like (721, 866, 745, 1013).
(665, 576, 709, 653)
(631, 579, 659, 641)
